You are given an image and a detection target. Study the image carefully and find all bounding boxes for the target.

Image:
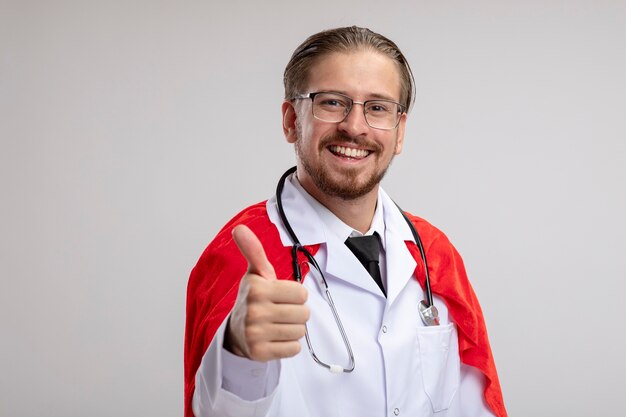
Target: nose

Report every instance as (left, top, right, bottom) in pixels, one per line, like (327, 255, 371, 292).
(338, 103, 370, 137)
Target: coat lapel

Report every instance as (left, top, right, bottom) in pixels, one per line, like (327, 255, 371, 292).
(379, 191, 417, 304)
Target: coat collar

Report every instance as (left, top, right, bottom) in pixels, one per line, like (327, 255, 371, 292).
(266, 173, 417, 303)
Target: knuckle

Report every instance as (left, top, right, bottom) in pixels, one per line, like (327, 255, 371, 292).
(248, 344, 265, 360)
(244, 324, 264, 342)
(246, 282, 265, 302)
(246, 305, 267, 323)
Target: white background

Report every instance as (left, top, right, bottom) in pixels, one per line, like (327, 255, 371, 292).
(1, 1, 625, 416)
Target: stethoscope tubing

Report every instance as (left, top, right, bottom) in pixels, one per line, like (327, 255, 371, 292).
(274, 166, 438, 373)
(276, 166, 434, 306)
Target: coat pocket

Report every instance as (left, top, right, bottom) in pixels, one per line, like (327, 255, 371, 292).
(416, 323, 460, 412)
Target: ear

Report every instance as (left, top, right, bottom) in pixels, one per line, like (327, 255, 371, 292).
(282, 101, 298, 144)
(394, 113, 407, 155)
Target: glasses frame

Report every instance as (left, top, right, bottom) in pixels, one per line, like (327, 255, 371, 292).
(293, 91, 406, 130)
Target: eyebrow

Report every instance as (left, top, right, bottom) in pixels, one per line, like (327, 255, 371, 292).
(323, 90, 400, 102)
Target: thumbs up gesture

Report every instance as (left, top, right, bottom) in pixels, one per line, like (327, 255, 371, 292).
(224, 225, 310, 361)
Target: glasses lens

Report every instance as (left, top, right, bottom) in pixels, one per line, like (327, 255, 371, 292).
(311, 93, 350, 123)
(364, 101, 402, 129)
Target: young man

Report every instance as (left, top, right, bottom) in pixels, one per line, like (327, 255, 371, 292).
(185, 26, 507, 417)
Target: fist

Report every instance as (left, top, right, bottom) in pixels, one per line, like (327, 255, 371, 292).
(224, 225, 310, 361)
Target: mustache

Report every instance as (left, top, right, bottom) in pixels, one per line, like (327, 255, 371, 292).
(318, 133, 382, 153)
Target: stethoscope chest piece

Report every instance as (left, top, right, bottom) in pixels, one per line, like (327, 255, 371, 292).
(418, 300, 440, 326)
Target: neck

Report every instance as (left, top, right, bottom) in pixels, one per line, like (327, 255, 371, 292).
(296, 173, 379, 234)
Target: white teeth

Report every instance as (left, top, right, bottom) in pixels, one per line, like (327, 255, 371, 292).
(330, 145, 370, 158)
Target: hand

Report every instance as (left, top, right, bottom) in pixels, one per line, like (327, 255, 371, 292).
(224, 225, 310, 361)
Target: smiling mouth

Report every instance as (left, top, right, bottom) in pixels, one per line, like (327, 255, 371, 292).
(328, 145, 371, 159)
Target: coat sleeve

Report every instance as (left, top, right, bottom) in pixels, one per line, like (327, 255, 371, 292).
(184, 202, 319, 417)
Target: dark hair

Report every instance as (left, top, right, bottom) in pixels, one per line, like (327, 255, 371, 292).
(284, 26, 415, 112)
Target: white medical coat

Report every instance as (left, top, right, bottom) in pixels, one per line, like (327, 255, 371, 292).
(193, 175, 495, 417)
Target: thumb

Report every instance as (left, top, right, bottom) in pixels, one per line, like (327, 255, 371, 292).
(232, 225, 277, 280)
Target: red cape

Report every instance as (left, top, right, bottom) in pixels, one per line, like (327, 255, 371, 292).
(185, 201, 507, 417)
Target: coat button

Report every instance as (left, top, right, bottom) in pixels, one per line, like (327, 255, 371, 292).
(393, 408, 400, 415)
(382, 325, 388, 333)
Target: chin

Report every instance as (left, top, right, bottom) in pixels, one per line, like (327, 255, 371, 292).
(308, 165, 386, 200)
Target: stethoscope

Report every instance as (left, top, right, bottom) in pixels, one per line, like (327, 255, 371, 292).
(276, 166, 439, 374)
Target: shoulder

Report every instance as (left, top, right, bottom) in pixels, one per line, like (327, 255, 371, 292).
(401, 210, 469, 286)
(379, 187, 453, 252)
(402, 211, 455, 251)
(215, 201, 272, 238)
(189, 201, 289, 286)
(195, 201, 275, 266)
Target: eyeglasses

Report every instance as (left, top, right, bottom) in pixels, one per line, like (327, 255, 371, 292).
(293, 91, 405, 130)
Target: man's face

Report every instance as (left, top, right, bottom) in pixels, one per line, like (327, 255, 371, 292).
(283, 50, 407, 201)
